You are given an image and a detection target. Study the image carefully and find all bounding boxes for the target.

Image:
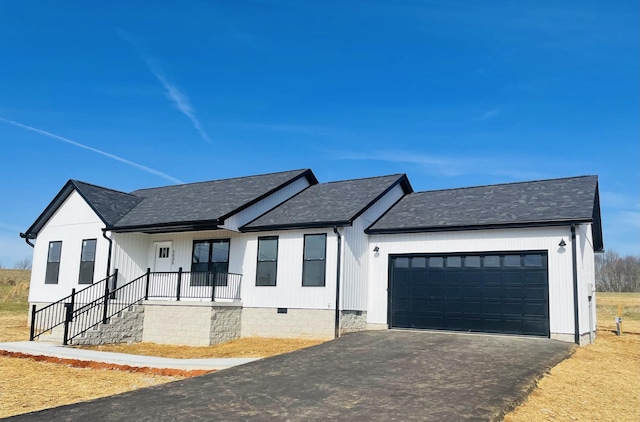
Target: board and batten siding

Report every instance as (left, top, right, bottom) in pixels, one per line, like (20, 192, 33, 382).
(111, 228, 339, 310)
(112, 230, 246, 284)
(367, 226, 586, 339)
(576, 223, 597, 336)
(29, 191, 109, 303)
(220, 177, 311, 231)
(341, 183, 406, 311)
(240, 228, 338, 310)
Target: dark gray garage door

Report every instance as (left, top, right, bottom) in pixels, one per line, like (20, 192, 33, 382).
(389, 252, 549, 337)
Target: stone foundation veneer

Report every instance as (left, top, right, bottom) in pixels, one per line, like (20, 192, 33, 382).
(339, 310, 367, 335)
(142, 300, 242, 346)
(72, 304, 145, 346)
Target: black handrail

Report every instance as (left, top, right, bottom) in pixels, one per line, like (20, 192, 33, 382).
(62, 270, 242, 345)
(29, 272, 117, 341)
(65, 271, 147, 345)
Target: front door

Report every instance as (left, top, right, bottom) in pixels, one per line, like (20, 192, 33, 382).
(153, 241, 173, 272)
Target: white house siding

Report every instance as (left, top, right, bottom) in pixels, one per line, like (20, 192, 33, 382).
(110, 228, 338, 309)
(576, 223, 597, 340)
(367, 226, 581, 341)
(220, 177, 311, 231)
(111, 232, 151, 284)
(112, 230, 247, 297)
(240, 228, 338, 310)
(341, 184, 406, 311)
(29, 191, 108, 303)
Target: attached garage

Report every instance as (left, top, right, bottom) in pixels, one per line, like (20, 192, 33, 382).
(389, 252, 549, 337)
(366, 175, 604, 345)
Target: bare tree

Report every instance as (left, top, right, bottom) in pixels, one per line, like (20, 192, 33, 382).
(14, 258, 32, 270)
(595, 250, 640, 292)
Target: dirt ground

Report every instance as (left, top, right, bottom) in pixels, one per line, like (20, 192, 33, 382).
(77, 337, 326, 358)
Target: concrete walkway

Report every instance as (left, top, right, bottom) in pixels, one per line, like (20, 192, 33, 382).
(0, 341, 259, 371)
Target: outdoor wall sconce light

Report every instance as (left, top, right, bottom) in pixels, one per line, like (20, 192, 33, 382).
(373, 246, 380, 253)
(558, 239, 566, 247)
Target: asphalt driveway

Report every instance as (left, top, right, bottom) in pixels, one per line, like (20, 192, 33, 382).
(7, 330, 573, 421)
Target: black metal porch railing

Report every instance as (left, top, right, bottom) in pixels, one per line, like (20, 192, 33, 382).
(144, 269, 242, 302)
(30, 268, 242, 345)
(29, 272, 118, 341)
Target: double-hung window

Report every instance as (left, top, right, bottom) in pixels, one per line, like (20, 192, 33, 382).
(191, 239, 230, 286)
(302, 234, 326, 286)
(45, 241, 62, 284)
(78, 239, 97, 284)
(256, 236, 278, 286)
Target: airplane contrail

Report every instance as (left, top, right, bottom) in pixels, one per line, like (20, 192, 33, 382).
(0, 117, 184, 184)
(117, 28, 212, 144)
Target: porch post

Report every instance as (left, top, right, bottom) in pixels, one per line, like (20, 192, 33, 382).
(102, 277, 110, 324)
(175, 267, 182, 301)
(210, 272, 216, 302)
(144, 268, 151, 300)
(63, 288, 75, 346)
(29, 304, 36, 341)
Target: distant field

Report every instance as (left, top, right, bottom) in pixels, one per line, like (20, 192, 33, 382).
(596, 292, 640, 334)
(0, 269, 30, 313)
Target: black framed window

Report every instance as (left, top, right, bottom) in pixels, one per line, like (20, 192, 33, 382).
(78, 239, 97, 284)
(302, 234, 326, 286)
(45, 241, 62, 284)
(191, 239, 230, 286)
(256, 236, 278, 286)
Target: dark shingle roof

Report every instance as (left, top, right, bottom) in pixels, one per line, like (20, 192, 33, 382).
(73, 181, 142, 225)
(23, 181, 141, 238)
(367, 176, 603, 250)
(242, 174, 412, 231)
(113, 169, 315, 230)
(23, 169, 317, 237)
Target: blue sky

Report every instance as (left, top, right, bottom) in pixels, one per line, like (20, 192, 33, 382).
(0, 1, 638, 267)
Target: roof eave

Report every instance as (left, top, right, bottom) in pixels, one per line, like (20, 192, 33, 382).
(23, 180, 111, 239)
(110, 219, 223, 234)
(365, 218, 594, 235)
(241, 220, 351, 233)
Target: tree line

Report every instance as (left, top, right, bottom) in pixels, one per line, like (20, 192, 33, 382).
(595, 250, 640, 292)
(0, 258, 32, 270)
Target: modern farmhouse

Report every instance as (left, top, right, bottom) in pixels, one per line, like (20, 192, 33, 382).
(21, 169, 603, 346)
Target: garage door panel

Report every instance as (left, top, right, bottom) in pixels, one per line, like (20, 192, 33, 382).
(390, 252, 549, 337)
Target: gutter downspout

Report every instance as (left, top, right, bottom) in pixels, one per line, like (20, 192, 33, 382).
(19, 233, 34, 248)
(333, 226, 342, 339)
(571, 224, 580, 345)
(102, 230, 113, 278)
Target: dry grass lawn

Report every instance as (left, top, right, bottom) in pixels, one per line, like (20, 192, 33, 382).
(505, 292, 640, 422)
(2, 270, 638, 420)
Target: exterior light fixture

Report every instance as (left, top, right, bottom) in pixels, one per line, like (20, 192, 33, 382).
(373, 246, 380, 253)
(559, 239, 566, 247)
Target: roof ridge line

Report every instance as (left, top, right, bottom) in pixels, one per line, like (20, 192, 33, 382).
(413, 175, 597, 194)
(131, 169, 311, 193)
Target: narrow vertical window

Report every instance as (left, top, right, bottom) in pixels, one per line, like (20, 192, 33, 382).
(45, 241, 62, 284)
(302, 234, 326, 286)
(78, 239, 97, 284)
(256, 236, 278, 286)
